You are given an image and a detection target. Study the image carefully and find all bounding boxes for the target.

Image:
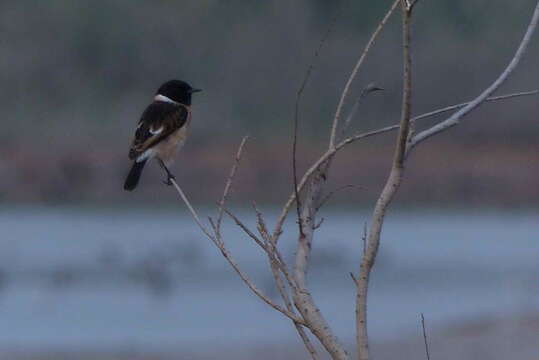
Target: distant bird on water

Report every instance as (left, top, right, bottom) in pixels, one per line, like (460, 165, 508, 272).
(123, 80, 201, 191)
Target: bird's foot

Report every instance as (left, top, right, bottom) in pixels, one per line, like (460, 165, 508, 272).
(162, 174, 176, 186)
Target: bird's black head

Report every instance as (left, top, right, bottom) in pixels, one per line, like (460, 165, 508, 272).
(155, 80, 201, 106)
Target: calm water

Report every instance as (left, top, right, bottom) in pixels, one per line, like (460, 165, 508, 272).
(0, 206, 537, 352)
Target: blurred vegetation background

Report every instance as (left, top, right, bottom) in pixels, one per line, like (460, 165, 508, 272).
(1, 0, 537, 206)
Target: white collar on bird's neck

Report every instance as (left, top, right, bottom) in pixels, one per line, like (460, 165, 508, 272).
(154, 94, 179, 104)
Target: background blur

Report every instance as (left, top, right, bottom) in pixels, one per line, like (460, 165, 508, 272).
(0, 1, 538, 359)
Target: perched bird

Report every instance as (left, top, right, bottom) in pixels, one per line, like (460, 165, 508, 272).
(124, 80, 201, 191)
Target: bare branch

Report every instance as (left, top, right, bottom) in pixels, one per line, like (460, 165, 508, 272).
(293, 1, 344, 240)
(169, 138, 299, 323)
(293, 108, 304, 238)
(169, 181, 304, 325)
(357, 3, 414, 359)
(252, 202, 270, 243)
(350, 272, 358, 286)
(339, 83, 384, 142)
(267, 234, 320, 360)
(221, 204, 316, 356)
(173, 138, 307, 324)
(170, 179, 215, 240)
(164, 2, 539, 360)
(208, 216, 217, 233)
(408, 1, 539, 150)
(292, 161, 349, 360)
(222, 206, 266, 250)
(252, 203, 305, 310)
(224, 205, 318, 358)
(412, 90, 539, 123)
(329, 0, 400, 149)
(313, 217, 325, 229)
(294, 325, 320, 360)
(216, 136, 249, 231)
(273, 265, 319, 360)
(273, 123, 398, 240)
(317, 184, 359, 212)
(421, 313, 431, 360)
(271, 88, 538, 242)
(214, 240, 304, 324)
(222, 205, 298, 295)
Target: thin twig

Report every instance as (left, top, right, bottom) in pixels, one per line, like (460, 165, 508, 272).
(170, 180, 304, 325)
(216, 136, 249, 231)
(252, 202, 270, 243)
(221, 206, 266, 250)
(271, 88, 539, 241)
(317, 184, 359, 212)
(421, 313, 431, 360)
(225, 205, 309, 350)
(408, 1, 539, 150)
(293, 1, 344, 240)
(272, 124, 397, 240)
(313, 217, 325, 229)
(329, 0, 400, 149)
(208, 216, 218, 235)
(266, 228, 320, 360)
(171, 180, 214, 240)
(350, 272, 358, 286)
(339, 83, 384, 142)
(357, 3, 414, 359)
(225, 206, 318, 358)
(222, 205, 298, 294)
(271, 255, 319, 360)
(412, 90, 539, 123)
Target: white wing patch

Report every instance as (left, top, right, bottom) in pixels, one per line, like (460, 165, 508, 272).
(149, 126, 163, 135)
(137, 148, 155, 162)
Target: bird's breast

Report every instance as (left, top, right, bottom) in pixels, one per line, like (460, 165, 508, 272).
(154, 122, 190, 165)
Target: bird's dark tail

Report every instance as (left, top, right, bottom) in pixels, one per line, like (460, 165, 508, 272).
(124, 160, 147, 191)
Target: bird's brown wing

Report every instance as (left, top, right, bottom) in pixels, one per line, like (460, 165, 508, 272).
(128, 102, 189, 160)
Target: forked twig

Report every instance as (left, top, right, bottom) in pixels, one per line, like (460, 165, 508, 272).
(215, 153, 316, 357)
(168, 141, 305, 325)
(221, 206, 298, 294)
(216, 136, 249, 231)
(355, 2, 539, 360)
(357, 3, 414, 358)
(221, 206, 265, 249)
(317, 184, 359, 211)
(271, 88, 539, 241)
(339, 83, 384, 142)
(412, 90, 539, 124)
(293, 0, 344, 240)
(329, 0, 400, 149)
(408, 2, 539, 150)
(166, 1, 539, 359)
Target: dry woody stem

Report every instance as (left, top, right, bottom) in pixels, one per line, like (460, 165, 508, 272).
(167, 1, 539, 359)
(356, 4, 414, 359)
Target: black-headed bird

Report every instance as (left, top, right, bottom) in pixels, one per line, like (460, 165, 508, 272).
(124, 80, 201, 191)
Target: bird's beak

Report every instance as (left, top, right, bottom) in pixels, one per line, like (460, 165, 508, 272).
(190, 88, 202, 94)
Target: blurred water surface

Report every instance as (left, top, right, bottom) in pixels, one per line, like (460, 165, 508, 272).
(0, 206, 537, 352)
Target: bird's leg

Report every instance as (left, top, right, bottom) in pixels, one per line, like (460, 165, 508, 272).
(158, 159, 176, 186)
